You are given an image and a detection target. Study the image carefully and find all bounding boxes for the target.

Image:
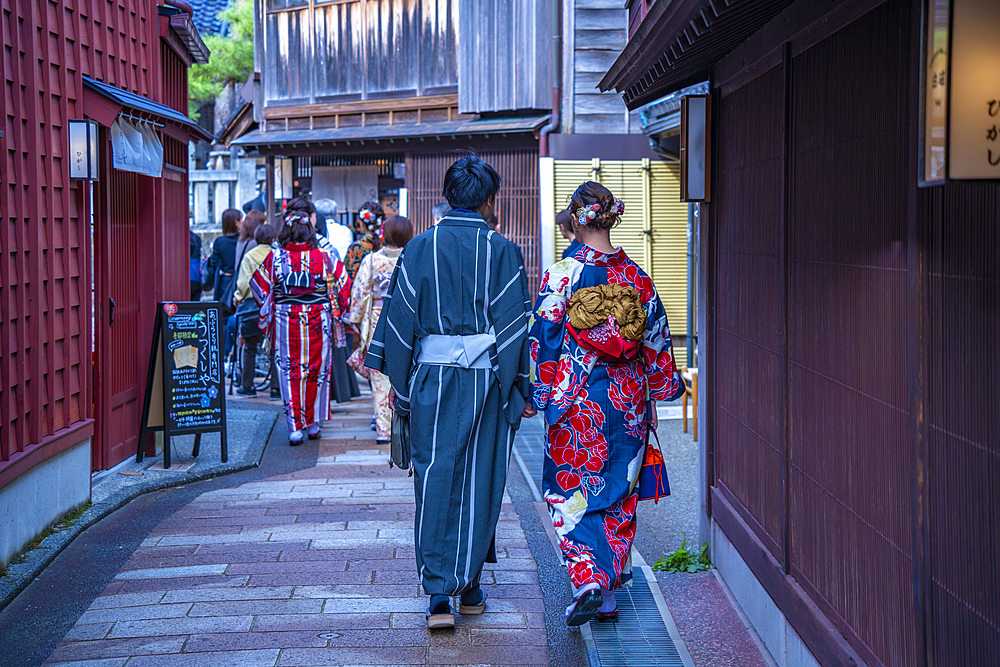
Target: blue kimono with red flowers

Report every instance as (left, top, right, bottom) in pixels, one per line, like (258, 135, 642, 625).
(528, 245, 684, 590)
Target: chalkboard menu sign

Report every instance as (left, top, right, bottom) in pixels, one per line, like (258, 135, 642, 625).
(138, 301, 228, 468)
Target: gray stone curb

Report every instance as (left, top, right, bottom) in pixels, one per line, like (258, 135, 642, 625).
(0, 405, 279, 613)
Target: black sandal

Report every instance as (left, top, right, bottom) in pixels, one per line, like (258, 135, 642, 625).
(565, 587, 603, 627)
(596, 607, 618, 622)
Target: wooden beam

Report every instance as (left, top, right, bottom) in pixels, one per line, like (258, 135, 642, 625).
(262, 94, 459, 120)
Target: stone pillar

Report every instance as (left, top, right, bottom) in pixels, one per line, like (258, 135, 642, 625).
(193, 182, 210, 225)
(235, 152, 258, 211)
(213, 181, 231, 223)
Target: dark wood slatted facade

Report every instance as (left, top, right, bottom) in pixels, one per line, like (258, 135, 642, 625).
(607, 0, 1000, 664)
(407, 148, 541, 289)
(923, 184, 1000, 665)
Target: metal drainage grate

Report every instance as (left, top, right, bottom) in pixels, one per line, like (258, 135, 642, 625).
(587, 567, 687, 667)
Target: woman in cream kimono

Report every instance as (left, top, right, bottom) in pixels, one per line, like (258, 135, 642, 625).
(348, 215, 413, 443)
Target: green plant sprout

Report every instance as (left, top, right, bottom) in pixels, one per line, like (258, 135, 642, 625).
(651, 537, 711, 573)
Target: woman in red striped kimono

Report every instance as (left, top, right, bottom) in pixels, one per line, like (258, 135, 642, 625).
(250, 198, 351, 444)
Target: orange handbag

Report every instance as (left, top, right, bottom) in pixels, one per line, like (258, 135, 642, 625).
(637, 404, 670, 503)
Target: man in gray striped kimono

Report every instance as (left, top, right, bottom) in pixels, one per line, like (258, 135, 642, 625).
(365, 154, 535, 629)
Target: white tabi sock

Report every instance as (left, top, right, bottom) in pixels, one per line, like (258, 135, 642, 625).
(598, 588, 616, 612)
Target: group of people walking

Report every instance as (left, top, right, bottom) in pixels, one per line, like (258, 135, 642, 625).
(197, 154, 684, 632)
(364, 155, 684, 630)
(195, 195, 411, 445)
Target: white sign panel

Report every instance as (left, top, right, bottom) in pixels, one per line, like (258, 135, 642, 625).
(948, 0, 1000, 179)
(110, 117, 163, 178)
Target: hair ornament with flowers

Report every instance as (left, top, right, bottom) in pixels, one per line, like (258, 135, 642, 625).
(284, 210, 311, 227)
(575, 198, 625, 227)
(358, 207, 384, 232)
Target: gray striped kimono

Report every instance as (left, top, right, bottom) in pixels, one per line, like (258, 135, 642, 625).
(365, 208, 531, 596)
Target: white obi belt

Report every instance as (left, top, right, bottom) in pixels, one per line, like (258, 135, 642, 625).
(416, 333, 494, 369)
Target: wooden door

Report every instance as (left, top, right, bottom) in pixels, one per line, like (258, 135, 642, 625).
(92, 137, 144, 471)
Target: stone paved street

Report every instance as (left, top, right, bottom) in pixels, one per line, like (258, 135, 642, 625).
(41, 399, 550, 667)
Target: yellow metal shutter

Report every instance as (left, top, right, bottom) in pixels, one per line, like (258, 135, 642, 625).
(548, 159, 688, 364)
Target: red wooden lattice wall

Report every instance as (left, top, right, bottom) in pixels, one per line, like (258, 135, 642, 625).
(0, 0, 160, 485)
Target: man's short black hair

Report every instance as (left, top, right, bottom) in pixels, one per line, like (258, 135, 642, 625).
(442, 155, 501, 211)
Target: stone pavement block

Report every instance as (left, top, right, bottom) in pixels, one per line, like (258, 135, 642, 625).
(131, 552, 282, 568)
(45, 657, 128, 666)
(372, 571, 421, 585)
(470, 629, 548, 646)
(45, 636, 186, 662)
(130, 545, 198, 558)
(116, 575, 250, 594)
(372, 529, 414, 541)
(310, 537, 411, 549)
(189, 515, 300, 527)
(225, 560, 347, 575)
(98, 581, 124, 596)
(251, 613, 391, 632)
(279, 546, 395, 561)
(182, 503, 264, 513)
(504, 547, 533, 559)
(292, 584, 421, 599)
(492, 570, 539, 584)
(114, 564, 227, 580)
(258, 526, 353, 539)
(195, 541, 311, 554)
(472, 597, 545, 613)
(322, 598, 426, 613)
(154, 531, 275, 546)
(150, 524, 248, 537)
(346, 559, 414, 572)
(193, 493, 262, 502)
(226, 499, 323, 509)
(482, 558, 537, 570)
(188, 599, 324, 617)
(276, 646, 427, 666)
(249, 571, 374, 586)
(484, 583, 544, 599)
(387, 612, 526, 630)
(63, 624, 113, 642)
(108, 616, 253, 638)
(318, 496, 414, 505)
(160, 587, 293, 604)
(525, 612, 546, 629)
(183, 631, 328, 652)
(344, 521, 403, 531)
(323, 628, 471, 648)
(126, 649, 279, 667)
(77, 603, 192, 625)
(88, 592, 166, 610)
(427, 645, 550, 665)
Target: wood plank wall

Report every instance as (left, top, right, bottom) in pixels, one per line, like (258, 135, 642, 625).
(457, 0, 551, 114)
(264, 0, 458, 106)
(568, 0, 639, 134)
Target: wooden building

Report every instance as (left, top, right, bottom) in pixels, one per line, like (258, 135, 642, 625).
(230, 0, 551, 281)
(0, 0, 210, 567)
(602, 1, 999, 666)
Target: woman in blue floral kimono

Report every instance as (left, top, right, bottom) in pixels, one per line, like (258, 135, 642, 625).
(528, 181, 684, 626)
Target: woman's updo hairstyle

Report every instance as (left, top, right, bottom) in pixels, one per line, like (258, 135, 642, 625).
(278, 196, 319, 249)
(357, 201, 385, 234)
(569, 181, 625, 231)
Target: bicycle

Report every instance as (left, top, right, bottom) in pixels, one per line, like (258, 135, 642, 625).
(230, 335, 273, 394)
